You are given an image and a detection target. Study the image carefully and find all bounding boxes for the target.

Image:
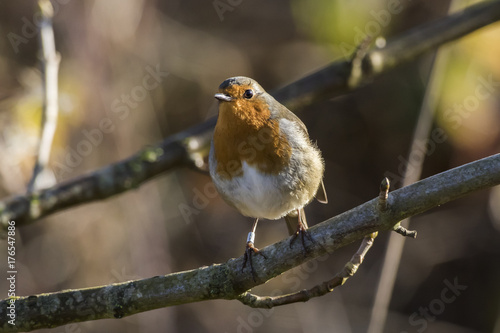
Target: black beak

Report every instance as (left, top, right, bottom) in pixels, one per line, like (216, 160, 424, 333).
(214, 93, 232, 102)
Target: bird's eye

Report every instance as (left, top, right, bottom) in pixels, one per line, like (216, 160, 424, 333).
(243, 89, 254, 99)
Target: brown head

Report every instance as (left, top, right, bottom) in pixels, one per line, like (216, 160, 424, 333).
(212, 76, 292, 179)
(214, 76, 272, 127)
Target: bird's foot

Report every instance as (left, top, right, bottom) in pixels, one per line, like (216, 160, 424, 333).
(242, 241, 267, 282)
(290, 222, 315, 254)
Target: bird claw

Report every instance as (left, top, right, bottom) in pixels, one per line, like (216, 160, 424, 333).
(242, 242, 267, 282)
(290, 224, 315, 254)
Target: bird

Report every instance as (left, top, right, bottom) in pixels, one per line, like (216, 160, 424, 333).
(209, 76, 327, 280)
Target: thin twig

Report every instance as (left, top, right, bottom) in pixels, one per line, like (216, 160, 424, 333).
(378, 177, 390, 211)
(276, 0, 500, 108)
(238, 232, 378, 308)
(0, 154, 499, 332)
(1, 0, 500, 230)
(393, 225, 417, 238)
(27, 0, 60, 193)
(367, 2, 458, 332)
(376, 177, 417, 238)
(366, 0, 499, 76)
(348, 36, 372, 88)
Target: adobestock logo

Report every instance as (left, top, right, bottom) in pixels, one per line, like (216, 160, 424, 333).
(233, 255, 330, 333)
(178, 181, 219, 224)
(442, 74, 499, 130)
(8, 0, 73, 54)
(212, 0, 244, 22)
(52, 64, 169, 180)
(385, 73, 499, 188)
(339, 0, 410, 58)
(402, 277, 467, 333)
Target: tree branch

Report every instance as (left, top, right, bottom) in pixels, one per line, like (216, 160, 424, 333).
(367, 0, 500, 76)
(368, 21, 455, 330)
(1, 0, 499, 231)
(273, 0, 500, 108)
(27, 0, 61, 193)
(2, 0, 500, 231)
(237, 232, 378, 308)
(1, 154, 499, 332)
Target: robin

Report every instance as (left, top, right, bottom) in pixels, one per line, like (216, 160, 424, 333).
(209, 76, 327, 280)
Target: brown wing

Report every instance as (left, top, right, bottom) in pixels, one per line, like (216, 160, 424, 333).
(274, 101, 310, 135)
(274, 99, 328, 204)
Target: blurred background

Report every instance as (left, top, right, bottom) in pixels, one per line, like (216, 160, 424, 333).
(0, 0, 499, 332)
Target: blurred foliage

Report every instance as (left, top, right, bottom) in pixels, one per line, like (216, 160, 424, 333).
(437, 22, 500, 153)
(292, 0, 371, 52)
(0, 0, 499, 332)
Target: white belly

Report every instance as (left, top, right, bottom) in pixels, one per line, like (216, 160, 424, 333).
(214, 161, 304, 219)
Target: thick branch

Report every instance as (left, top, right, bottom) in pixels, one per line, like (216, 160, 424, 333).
(1, 154, 499, 332)
(1, 0, 499, 230)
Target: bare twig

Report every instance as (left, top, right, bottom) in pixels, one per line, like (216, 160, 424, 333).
(366, 0, 500, 76)
(238, 232, 378, 308)
(393, 225, 418, 238)
(348, 36, 373, 88)
(378, 177, 390, 211)
(0, 126, 201, 230)
(1, 0, 499, 231)
(1, 154, 499, 332)
(275, 0, 500, 108)
(27, 0, 61, 193)
(376, 177, 417, 238)
(367, 2, 458, 331)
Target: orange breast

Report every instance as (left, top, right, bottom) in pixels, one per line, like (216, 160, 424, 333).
(213, 98, 291, 180)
